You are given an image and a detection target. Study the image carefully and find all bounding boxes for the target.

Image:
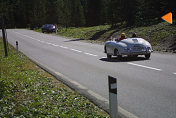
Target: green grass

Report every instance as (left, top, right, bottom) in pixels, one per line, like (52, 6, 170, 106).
(57, 25, 111, 40)
(0, 38, 109, 118)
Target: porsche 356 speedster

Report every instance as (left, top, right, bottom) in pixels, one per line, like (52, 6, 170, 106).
(104, 38, 152, 59)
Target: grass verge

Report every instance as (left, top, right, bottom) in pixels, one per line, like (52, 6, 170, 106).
(0, 38, 109, 118)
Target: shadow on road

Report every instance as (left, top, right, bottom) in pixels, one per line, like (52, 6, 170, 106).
(64, 38, 84, 42)
(99, 56, 148, 62)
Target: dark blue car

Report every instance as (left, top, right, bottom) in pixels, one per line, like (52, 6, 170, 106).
(42, 24, 56, 33)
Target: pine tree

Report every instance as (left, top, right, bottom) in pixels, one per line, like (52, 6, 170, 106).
(71, 0, 85, 27)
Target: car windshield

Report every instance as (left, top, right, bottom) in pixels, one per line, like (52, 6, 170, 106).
(42, 24, 54, 28)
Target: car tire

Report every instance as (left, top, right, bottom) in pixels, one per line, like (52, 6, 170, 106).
(114, 49, 122, 58)
(114, 49, 118, 56)
(128, 55, 138, 58)
(107, 54, 112, 59)
(104, 46, 107, 53)
(145, 53, 151, 59)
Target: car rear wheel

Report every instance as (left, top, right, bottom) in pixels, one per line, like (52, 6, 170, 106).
(145, 53, 151, 59)
(107, 54, 112, 59)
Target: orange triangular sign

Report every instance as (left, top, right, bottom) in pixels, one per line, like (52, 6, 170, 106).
(162, 12, 172, 24)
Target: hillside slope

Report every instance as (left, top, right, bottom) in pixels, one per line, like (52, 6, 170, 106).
(57, 22, 176, 52)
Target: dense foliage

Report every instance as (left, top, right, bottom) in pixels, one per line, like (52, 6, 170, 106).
(0, 0, 175, 28)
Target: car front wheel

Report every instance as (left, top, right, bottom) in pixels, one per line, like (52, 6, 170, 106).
(104, 46, 107, 53)
(145, 53, 151, 59)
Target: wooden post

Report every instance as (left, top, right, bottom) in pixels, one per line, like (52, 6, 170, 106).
(1, 16, 8, 57)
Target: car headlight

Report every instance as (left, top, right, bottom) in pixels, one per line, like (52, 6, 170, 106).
(124, 48, 131, 52)
(141, 47, 146, 51)
(146, 47, 152, 51)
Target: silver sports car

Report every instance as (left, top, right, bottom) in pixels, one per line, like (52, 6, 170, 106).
(104, 38, 152, 59)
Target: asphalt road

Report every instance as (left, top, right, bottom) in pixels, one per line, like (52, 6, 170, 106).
(1, 29, 176, 118)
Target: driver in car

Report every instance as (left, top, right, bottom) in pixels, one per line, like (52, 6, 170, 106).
(132, 33, 137, 38)
(115, 33, 126, 41)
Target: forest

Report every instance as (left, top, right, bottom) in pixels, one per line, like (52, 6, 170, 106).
(0, 0, 175, 28)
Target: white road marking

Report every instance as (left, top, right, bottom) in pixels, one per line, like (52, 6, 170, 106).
(127, 62, 162, 71)
(84, 52, 98, 57)
(173, 73, 176, 75)
(63, 47, 68, 49)
(70, 48, 82, 53)
(46, 42, 52, 45)
(60, 46, 68, 49)
(52, 44, 59, 46)
(38, 40, 44, 43)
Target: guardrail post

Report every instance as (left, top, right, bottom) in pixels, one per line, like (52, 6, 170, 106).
(108, 75, 118, 118)
(16, 41, 18, 54)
